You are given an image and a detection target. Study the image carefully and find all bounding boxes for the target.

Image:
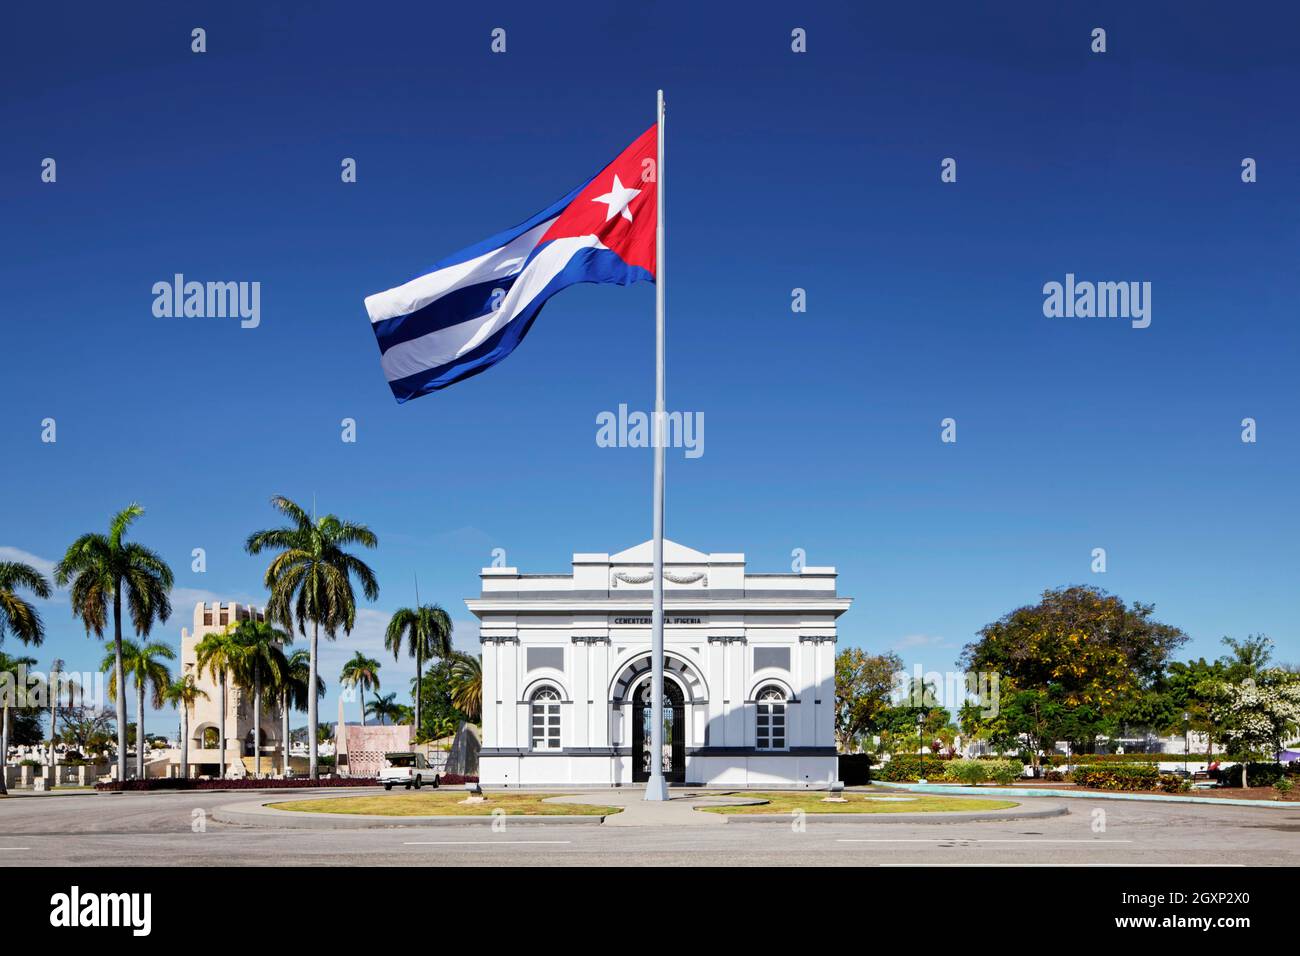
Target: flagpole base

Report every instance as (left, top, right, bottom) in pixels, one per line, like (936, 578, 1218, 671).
(643, 773, 670, 801)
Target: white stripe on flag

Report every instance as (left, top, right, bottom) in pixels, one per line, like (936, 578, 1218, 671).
(379, 234, 606, 382)
(364, 217, 558, 324)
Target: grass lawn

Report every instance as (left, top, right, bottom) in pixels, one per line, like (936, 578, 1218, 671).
(698, 791, 1019, 815)
(268, 791, 619, 817)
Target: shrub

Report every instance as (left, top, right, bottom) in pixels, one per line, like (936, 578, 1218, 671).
(875, 754, 952, 782)
(986, 760, 1025, 785)
(1043, 769, 1065, 782)
(943, 759, 989, 786)
(1216, 763, 1290, 789)
(1158, 774, 1192, 793)
(1072, 764, 1160, 791)
(1274, 777, 1293, 794)
(437, 773, 479, 787)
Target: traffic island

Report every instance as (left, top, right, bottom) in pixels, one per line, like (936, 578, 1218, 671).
(213, 789, 622, 828)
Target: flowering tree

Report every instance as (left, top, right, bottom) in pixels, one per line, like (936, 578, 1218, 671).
(1208, 670, 1300, 788)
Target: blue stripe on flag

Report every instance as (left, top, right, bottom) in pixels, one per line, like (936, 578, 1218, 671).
(371, 275, 519, 355)
(385, 245, 652, 402)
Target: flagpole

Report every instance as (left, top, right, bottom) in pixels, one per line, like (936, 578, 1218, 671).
(645, 89, 669, 801)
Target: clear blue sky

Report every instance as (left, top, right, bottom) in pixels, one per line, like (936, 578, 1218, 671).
(2, 2, 1297, 733)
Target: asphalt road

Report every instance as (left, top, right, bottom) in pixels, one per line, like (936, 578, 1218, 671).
(0, 789, 1296, 866)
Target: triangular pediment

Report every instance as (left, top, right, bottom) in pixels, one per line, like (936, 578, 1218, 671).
(609, 539, 710, 564)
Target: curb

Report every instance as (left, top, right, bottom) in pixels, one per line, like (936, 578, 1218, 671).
(876, 781, 1299, 808)
(714, 803, 1068, 824)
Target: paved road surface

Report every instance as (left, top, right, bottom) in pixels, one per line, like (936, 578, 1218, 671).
(0, 789, 1296, 866)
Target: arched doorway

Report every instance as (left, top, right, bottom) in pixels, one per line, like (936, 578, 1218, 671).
(632, 677, 685, 784)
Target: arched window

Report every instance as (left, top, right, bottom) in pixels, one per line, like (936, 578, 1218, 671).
(530, 687, 562, 751)
(755, 686, 786, 751)
(201, 727, 219, 749)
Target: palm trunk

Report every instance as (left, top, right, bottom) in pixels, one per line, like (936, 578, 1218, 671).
(308, 622, 319, 780)
(1, 704, 9, 795)
(1242, 761, 1248, 789)
(136, 677, 146, 780)
(113, 588, 127, 782)
(180, 702, 189, 779)
(49, 680, 58, 778)
(252, 669, 261, 778)
(218, 672, 227, 779)
(359, 686, 366, 727)
(281, 690, 290, 777)
(414, 648, 422, 739)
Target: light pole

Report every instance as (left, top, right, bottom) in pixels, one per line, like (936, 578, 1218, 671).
(1183, 711, 1190, 776)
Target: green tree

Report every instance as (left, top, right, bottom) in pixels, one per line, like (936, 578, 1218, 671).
(365, 692, 401, 725)
(450, 653, 482, 722)
(340, 652, 382, 727)
(384, 604, 451, 738)
(194, 626, 243, 778)
(279, 649, 322, 776)
(1209, 669, 1300, 788)
(101, 639, 174, 779)
(246, 495, 379, 779)
(231, 618, 288, 777)
(0, 649, 38, 796)
(0, 560, 51, 647)
(960, 585, 1188, 756)
(412, 666, 467, 740)
(834, 648, 903, 753)
(163, 675, 208, 779)
(55, 504, 174, 782)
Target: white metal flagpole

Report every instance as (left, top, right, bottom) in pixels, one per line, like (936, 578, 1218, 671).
(644, 89, 669, 801)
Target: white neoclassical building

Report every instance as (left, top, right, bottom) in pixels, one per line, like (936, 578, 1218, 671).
(469, 540, 851, 788)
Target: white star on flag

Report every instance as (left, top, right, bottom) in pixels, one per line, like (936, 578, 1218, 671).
(590, 173, 641, 223)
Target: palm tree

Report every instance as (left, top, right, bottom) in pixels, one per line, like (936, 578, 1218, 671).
(194, 627, 243, 778)
(0, 560, 52, 648)
(102, 640, 174, 779)
(0, 650, 37, 796)
(365, 692, 401, 725)
(54, 504, 173, 782)
(450, 652, 482, 722)
(279, 649, 322, 777)
(385, 604, 451, 738)
(340, 652, 382, 727)
(230, 618, 288, 777)
(164, 674, 208, 779)
(246, 495, 378, 779)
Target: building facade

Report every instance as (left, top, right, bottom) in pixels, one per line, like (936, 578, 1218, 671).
(470, 540, 851, 788)
(179, 602, 284, 776)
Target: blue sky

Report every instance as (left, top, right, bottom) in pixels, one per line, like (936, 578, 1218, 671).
(2, 2, 1297, 733)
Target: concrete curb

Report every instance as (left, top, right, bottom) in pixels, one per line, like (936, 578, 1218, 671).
(212, 793, 614, 829)
(877, 781, 1299, 808)
(711, 802, 1068, 824)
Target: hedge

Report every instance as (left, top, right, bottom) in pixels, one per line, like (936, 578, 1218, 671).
(874, 754, 953, 782)
(1070, 764, 1189, 792)
(96, 777, 381, 792)
(1045, 753, 1222, 766)
(1214, 762, 1298, 789)
(943, 759, 1023, 786)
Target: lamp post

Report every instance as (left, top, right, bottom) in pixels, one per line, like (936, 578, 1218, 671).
(1183, 711, 1190, 776)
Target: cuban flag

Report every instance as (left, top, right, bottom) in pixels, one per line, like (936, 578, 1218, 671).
(365, 126, 657, 403)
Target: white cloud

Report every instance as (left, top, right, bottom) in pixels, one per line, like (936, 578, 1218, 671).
(0, 546, 61, 597)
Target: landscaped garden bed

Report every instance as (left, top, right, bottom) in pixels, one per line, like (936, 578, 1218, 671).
(696, 791, 1018, 815)
(266, 791, 618, 816)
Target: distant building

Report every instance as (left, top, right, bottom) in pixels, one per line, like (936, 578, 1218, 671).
(178, 602, 284, 776)
(470, 540, 852, 788)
